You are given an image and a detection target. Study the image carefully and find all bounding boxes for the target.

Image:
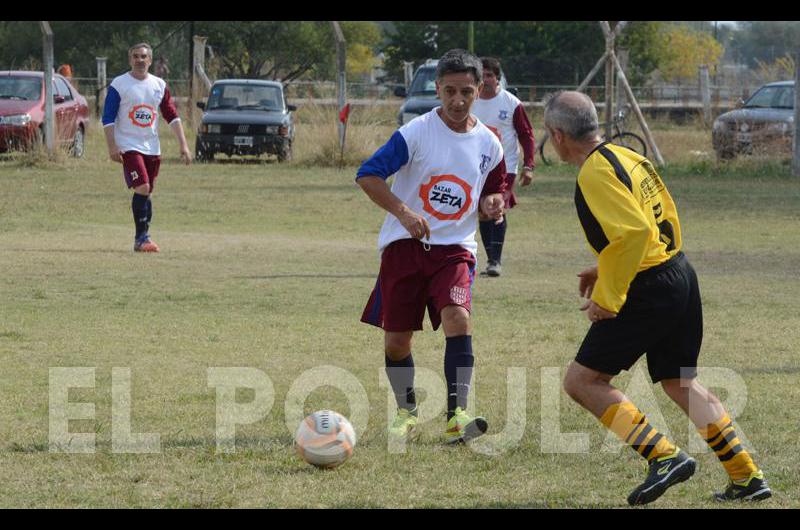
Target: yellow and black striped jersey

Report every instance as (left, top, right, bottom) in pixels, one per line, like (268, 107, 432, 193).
(575, 142, 682, 313)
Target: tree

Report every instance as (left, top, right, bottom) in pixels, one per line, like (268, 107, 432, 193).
(382, 21, 606, 86)
(652, 25, 723, 84)
(198, 21, 382, 83)
(728, 21, 800, 67)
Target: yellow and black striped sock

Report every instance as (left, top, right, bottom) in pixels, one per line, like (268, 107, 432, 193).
(600, 401, 677, 461)
(697, 413, 758, 481)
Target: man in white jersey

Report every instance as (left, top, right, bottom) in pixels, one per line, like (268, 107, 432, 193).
(472, 57, 536, 277)
(102, 43, 191, 253)
(357, 49, 507, 444)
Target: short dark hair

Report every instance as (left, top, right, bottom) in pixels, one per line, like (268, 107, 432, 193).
(436, 49, 482, 85)
(481, 57, 501, 78)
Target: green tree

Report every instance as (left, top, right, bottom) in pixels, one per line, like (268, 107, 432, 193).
(728, 21, 800, 67)
(382, 21, 606, 86)
(198, 21, 382, 83)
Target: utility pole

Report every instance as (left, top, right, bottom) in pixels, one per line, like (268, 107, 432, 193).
(468, 21, 474, 53)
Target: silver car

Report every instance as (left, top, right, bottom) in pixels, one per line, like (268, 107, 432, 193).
(712, 80, 794, 160)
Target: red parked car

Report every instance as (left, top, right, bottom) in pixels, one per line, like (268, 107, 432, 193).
(0, 71, 89, 157)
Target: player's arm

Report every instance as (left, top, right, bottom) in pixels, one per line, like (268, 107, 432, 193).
(160, 86, 191, 165)
(480, 158, 507, 224)
(578, 171, 651, 314)
(358, 177, 430, 240)
(513, 104, 536, 186)
(356, 131, 429, 240)
(102, 86, 123, 163)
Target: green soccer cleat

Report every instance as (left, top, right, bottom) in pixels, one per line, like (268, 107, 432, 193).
(444, 407, 488, 444)
(388, 408, 419, 441)
(714, 470, 772, 502)
(627, 447, 696, 506)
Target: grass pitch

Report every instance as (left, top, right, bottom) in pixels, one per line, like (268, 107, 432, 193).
(0, 121, 798, 508)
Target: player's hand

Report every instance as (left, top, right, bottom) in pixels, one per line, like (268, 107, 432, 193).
(519, 167, 534, 187)
(580, 299, 617, 322)
(179, 145, 192, 165)
(109, 150, 124, 164)
(480, 193, 505, 224)
(577, 266, 598, 298)
(398, 207, 430, 241)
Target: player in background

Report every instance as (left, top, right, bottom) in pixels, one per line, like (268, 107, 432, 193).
(102, 42, 191, 253)
(471, 57, 536, 277)
(357, 49, 506, 444)
(545, 91, 771, 505)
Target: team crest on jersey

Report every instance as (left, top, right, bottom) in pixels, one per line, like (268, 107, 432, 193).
(419, 174, 473, 221)
(479, 154, 492, 173)
(450, 286, 469, 305)
(498, 109, 509, 120)
(128, 104, 157, 128)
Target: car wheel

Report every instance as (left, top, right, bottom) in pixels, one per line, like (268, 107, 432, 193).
(195, 140, 214, 162)
(70, 126, 85, 158)
(715, 148, 735, 161)
(277, 141, 292, 163)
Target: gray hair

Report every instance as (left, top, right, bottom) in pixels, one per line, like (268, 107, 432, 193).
(543, 90, 600, 141)
(436, 49, 482, 85)
(128, 42, 153, 58)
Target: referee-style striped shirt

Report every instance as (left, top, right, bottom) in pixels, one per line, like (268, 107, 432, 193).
(575, 142, 682, 313)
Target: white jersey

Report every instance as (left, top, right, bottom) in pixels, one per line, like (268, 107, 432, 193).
(472, 89, 523, 172)
(101, 72, 179, 156)
(357, 109, 505, 256)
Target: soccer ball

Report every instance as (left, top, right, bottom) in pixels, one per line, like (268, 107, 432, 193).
(295, 410, 356, 469)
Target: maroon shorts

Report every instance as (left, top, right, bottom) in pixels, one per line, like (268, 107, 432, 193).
(123, 151, 161, 191)
(361, 239, 477, 332)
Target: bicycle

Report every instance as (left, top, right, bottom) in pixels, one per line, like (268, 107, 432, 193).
(537, 108, 647, 165)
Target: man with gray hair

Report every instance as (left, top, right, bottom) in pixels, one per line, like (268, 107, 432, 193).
(356, 49, 506, 445)
(545, 91, 770, 505)
(102, 42, 191, 253)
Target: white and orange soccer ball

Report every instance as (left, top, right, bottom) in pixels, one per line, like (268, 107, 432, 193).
(295, 410, 356, 469)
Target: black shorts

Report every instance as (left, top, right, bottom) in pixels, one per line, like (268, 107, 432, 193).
(575, 252, 703, 383)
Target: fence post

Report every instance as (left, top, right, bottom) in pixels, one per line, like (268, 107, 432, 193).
(331, 22, 347, 154)
(40, 22, 55, 156)
(96, 57, 107, 119)
(190, 35, 208, 128)
(793, 51, 800, 177)
(403, 61, 414, 90)
(616, 48, 628, 113)
(699, 65, 712, 126)
(604, 33, 614, 139)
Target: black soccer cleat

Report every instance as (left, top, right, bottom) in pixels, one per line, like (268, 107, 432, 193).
(627, 448, 696, 506)
(714, 470, 772, 502)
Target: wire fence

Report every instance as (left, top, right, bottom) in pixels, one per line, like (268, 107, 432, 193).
(70, 76, 761, 121)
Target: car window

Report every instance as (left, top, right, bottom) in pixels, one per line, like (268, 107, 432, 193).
(775, 87, 794, 109)
(0, 76, 41, 101)
(745, 85, 794, 109)
(207, 84, 283, 111)
(410, 68, 437, 95)
(54, 77, 73, 101)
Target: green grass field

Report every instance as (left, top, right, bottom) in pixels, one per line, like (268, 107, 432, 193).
(0, 119, 798, 508)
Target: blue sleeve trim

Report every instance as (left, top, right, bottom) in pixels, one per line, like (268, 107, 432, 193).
(101, 86, 121, 126)
(356, 130, 409, 181)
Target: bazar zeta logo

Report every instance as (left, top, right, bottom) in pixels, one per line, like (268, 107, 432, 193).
(129, 104, 156, 128)
(419, 174, 473, 221)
